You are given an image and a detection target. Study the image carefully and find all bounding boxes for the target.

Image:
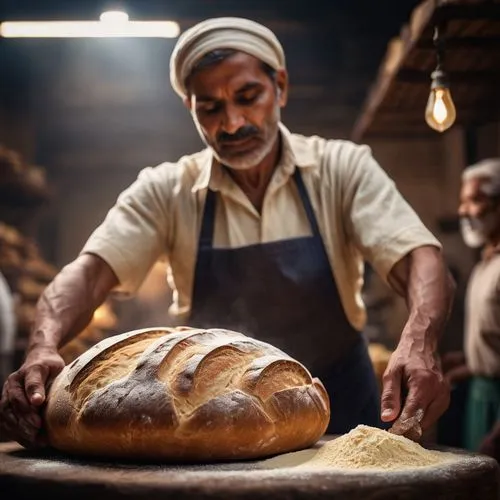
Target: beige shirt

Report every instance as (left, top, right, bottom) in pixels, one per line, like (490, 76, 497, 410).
(465, 253, 500, 376)
(81, 123, 441, 331)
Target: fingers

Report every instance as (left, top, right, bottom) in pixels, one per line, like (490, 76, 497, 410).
(420, 381, 450, 431)
(5, 373, 42, 429)
(4, 390, 41, 445)
(0, 396, 39, 447)
(398, 384, 424, 423)
(399, 372, 450, 432)
(0, 399, 18, 436)
(404, 425, 423, 442)
(24, 364, 49, 406)
(381, 365, 403, 422)
(0, 370, 44, 447)
(388, 379, 425, 440)
(0, 350, 64, 450)
(6, 373, 32, 414)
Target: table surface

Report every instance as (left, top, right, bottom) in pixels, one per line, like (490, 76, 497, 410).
(1, 436, 499, 500)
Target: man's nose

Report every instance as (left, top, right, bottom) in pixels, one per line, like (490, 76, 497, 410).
(458, 204, 467, 218)
(221, 105, 245, 135)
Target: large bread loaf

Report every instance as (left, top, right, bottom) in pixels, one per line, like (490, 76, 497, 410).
(45, 327, 330, 461)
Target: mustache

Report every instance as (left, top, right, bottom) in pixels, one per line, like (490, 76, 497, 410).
(217, 125, 259, 144)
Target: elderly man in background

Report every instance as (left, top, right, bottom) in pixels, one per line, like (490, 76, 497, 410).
(444, 158, 500, 459)
(1, 17, 454, 448)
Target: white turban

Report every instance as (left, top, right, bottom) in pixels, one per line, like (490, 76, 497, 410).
(169, 17, 286, 99)
(463, 158, 500, 197)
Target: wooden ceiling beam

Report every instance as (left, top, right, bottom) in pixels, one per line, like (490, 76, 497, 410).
(417, 37, 500, 50)
(434, 3, 500, 22)
(397, 69, 500, 84)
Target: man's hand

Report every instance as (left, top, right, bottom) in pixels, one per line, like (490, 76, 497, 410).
(383, 246, 455, 438)
(380, 339, 450, 435)
(0, 346, 65, 448)
(0, 254, 119, 448)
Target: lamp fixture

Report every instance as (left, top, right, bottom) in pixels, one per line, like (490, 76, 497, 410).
(0, 11, 180, 38)
(99, 11, 130, 23)
(425, 23, 457, 133)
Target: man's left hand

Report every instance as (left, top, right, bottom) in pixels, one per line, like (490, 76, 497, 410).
(380, 340, 451, 437)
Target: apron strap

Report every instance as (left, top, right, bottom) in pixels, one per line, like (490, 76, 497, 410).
(292, 168, 322, 239)
(198, 189, 217, 250)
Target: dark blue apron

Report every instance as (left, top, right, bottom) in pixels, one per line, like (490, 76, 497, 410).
(189, 168, 381, 434)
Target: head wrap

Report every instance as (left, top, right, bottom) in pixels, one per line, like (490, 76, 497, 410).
(463, 158, 500, 197)
(169, 17, 286, 99)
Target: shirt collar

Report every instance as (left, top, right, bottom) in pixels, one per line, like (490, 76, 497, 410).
(191, 122, 316, 193)
(482, 243, 500, 261)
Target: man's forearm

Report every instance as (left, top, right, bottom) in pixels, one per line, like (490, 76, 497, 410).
(388, 246, 455, 350)
(381, 246, 454, 428)
(28, 254, 119, 352)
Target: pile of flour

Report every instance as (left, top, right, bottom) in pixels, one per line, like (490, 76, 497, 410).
(262, 425, 457, 471)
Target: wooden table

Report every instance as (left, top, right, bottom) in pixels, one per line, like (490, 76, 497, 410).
(1, 437, 499, 499)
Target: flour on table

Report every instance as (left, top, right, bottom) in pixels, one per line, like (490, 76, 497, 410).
(261, 425, 457, 471)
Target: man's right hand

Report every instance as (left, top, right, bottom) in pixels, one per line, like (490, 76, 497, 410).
(0, 345, 65, 448)
(0, 254, 118, 448)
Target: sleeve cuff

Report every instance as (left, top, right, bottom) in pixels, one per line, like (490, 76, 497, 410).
(80, 238, 142, 296)
(370, 226, 443, 281)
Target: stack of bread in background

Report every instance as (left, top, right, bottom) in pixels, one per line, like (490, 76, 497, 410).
(0, 144, 52, 219)
(0, 222, 58, 344)
(0, 143, 119, 372)
(0, 144, 57, 373)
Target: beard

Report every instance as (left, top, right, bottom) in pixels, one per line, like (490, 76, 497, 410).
(460, 218, 486, 248)
(460, 212, 498, 248)
(193, 104, 281, 170)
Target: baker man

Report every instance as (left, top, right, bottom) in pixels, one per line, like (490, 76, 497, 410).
(443, 158, 500, 458)
(0, 17, 453, 448)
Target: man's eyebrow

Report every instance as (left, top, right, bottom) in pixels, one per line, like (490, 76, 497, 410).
(195, 82, 262, 103)
(235, 82, 261, 93)
(196, 94, 218, 103)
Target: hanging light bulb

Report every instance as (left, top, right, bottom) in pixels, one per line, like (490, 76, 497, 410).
(425, 69, 456, 132)
(424, 23, 457, 133)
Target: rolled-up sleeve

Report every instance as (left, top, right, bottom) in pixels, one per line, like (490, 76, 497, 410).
(80, 166, 170, 295)
(342, 144, 442, 280)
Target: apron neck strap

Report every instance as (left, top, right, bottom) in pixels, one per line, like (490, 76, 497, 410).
(199, 188, 217, 249)
(292, 168, 322, 238)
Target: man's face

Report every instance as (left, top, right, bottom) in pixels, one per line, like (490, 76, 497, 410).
(458, 178, 491, 219)
(458, 177, 500, 247)
(184, 52, 287, 170)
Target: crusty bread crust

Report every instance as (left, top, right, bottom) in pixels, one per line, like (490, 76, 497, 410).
(45, 327, 330, 461)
